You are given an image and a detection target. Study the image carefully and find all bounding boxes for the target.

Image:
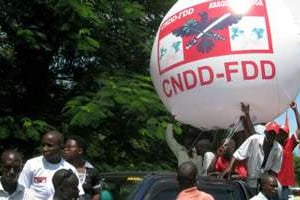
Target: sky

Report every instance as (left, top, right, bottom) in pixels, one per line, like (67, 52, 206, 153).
(274, 93, 300, 156)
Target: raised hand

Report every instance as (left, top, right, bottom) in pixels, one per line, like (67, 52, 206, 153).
(290, 101, 297, 110)
(241, 102, 249, 114)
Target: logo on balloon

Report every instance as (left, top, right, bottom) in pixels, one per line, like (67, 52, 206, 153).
(158, 1, 272, 74)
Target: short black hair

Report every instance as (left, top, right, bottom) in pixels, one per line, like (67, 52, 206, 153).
(177, 161, 198, 189)
(44, 131, 64, 146)
(1, 149, 23, 163)
(52, 168, 76, 188)
(65, 135, 87, 152)
(258, 172, 276, 190)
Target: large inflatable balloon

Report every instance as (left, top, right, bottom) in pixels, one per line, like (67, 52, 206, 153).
(150, 0, 300, 129)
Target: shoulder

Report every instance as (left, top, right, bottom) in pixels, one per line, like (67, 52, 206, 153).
(204, 152, 215, 158)
(85, 161, 94, 168)
(242, 134, 261, 144)
(238, 134, 260, 148)
(87, 167, 99, 175)
(249, 134, 262, 140)
(200, 191, 215, 200)
(61, 159, 77, 170)
(23, 156, 43, 168)
(250, 192, 268, 200)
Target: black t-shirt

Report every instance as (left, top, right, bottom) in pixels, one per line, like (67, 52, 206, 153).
(82, 166, 100, 199)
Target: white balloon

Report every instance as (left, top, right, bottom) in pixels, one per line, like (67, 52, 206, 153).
(150, 0, 300, 129)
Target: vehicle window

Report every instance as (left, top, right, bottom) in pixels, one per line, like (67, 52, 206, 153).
(100, 176, 143, 200)
(202, 188, 237, 200)
(143, 178, 179, 200)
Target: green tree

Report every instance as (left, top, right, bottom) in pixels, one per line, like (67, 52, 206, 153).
(294, 155, 300, 186)
(0, 0, 178, 169)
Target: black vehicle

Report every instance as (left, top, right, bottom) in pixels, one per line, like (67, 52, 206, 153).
(99, 171, 254, 200)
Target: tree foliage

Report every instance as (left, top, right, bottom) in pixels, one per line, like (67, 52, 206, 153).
(0, 0, 180, 169)
(294, 155, 300, 186)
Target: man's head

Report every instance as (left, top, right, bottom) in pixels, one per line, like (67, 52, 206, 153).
(195, 139, 211, 156)
(220, 138, 236, 160)
(63, 135, 86, 161)
(277, 125, 289, 146)
(177, 161, 197, 190)
(41, 131, 64, 163)
(52, 169, 79, 200)
(259, 172, 278, 199)
(0, 150, 23, 184)
(264, 122, 280, 145)
(181, 125, 198, 149)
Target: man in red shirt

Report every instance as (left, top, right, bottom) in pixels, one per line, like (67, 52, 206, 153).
(277, 102, 300, 200)
(207, 138, 247, 179)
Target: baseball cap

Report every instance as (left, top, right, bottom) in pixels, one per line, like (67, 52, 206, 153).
(264, 122, 280, 134)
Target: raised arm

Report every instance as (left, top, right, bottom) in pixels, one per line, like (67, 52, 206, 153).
(241, 102, 256, 136)
(165, 123, 184, 159)
(291, 102, 300, 128)
(290, 102, 300, 140)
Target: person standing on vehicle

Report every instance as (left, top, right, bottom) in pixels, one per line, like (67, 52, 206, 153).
(249, 172, 278, 200)
(63, 135, 100, 200)
(207, 138, 247, 179)
(176, 161, 215, 200)
(276, 102, 300, 200)
(194, 139, 215, 175)
(221, 121, 283, 194)
(166, 123, 200, 166)
(166, 124, 215, 176)
(18, 131, 84, 200)
(0, 150, 34, 200)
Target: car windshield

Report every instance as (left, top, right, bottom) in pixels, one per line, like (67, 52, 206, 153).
(99, 175, 144, 200)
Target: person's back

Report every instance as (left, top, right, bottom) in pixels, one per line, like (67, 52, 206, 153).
(176, 161, 214, 200)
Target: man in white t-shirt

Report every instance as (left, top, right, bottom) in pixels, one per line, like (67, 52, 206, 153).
(221, 122, 283, 193)
(18, 131, 84, 200)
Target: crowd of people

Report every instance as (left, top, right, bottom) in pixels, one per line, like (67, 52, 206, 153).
(0, 102, 299, 200)
(169, 102, 300, 200)
(0, 131, 100, 200)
